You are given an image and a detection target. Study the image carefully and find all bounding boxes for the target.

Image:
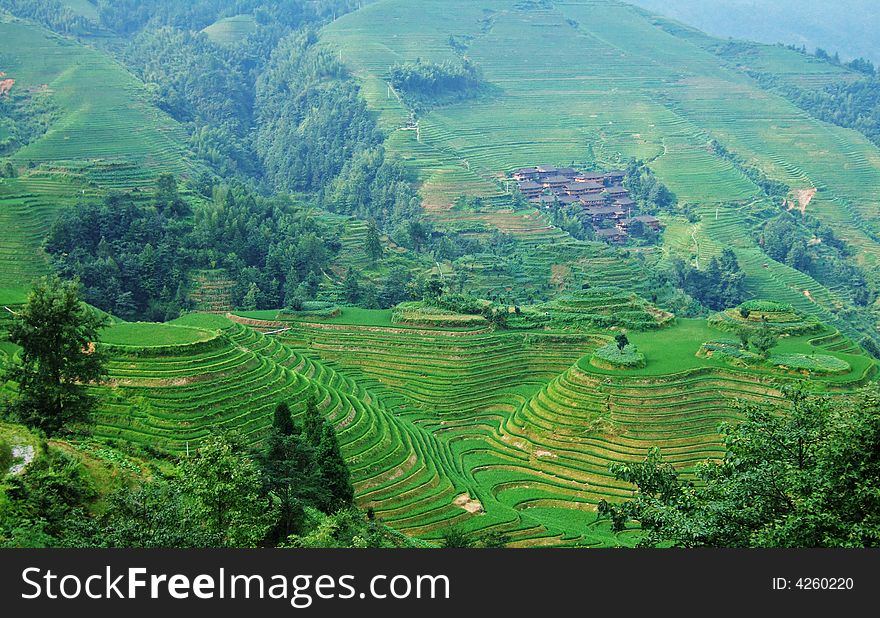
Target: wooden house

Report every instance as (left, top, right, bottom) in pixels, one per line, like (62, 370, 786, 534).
(517, 181, 544, 198)
(512, 167, 540, 181)
(617, 214, 662, 232)
(594, 227, 627, 243)
(543, 175, 571, 191)
(605, 170, 625, 184)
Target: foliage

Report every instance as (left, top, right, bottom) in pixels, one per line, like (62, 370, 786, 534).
(45, 182, 193, 321)
(599, 386, 880, 547)
(255, 31, 380, 193)
(751, 321, 778, 358)
(0, 438, 13, 476)
(592, 342, 647, 368)
(758, 211, 873, 306)
(5, 278, 108, 437)
(0, 0, 95, 34)
(180, 433, 277, 547)
(669, 248, 746, 311)
(389, 58, 484, 109)
(0, 447, 96, 547)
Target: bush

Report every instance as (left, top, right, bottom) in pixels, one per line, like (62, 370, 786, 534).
(591, 343, 646, 369)
(769, 354, 851, 374)
(738, 300, 793, 313)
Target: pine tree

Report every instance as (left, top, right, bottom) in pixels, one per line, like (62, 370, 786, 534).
(273, 402, 294, 436)
(365, 220, 383, 262)
(302, 394, 323, 447)
(316, 422, 354, 512)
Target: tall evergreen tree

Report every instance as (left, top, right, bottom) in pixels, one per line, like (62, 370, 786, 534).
(316, 422, 354, 512)
(302, 394, 323, 447)
(365, 219, 383, 262)
(273, 401, 294, 436)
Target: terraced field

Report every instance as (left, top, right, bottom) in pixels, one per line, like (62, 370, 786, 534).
(321, 0, 880, 331)
(0, 17, 194, 188)
(0, 174, 97, 292)
(86, 308, 873, 546)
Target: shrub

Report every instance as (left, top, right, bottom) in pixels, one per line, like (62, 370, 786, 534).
(591, 343, 646, 369)
(769, 354, 851, 374)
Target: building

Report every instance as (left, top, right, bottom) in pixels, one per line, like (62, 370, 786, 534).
(535, 165, 559, 179)
(617, 214, 662, 232)
(604, 185, 629, 199)
(580, 194, 608, 207)
(584, 205, 625, 223)
(564, 183, 589, 197)
(529, 195, 557, 208)
(517, 181, 544, 198)
(512, 167, 540, 181)
(605, 170, 625, 185)
(594, 227, 627, 243)
(557, 194, 581, 206)
(543, 174, 571, 191)
(577, 172, 606, 184)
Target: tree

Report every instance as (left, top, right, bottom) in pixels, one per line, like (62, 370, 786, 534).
(181, 434, 276, 547)
(364, 220, 383, 262)
(6, 278, 108, 436)
(0, 439, 13, 476)
(261, 409, 325, 542)
(302, 394, 324, 447)
(735, 326, 751, 350)
(423, 276, 444, 303)
(273, 402, 295, 436)
(440, 528, 473, 548)
(752, 322, 778, 358)
(316, 422, 354, 512)
(242, 282, 259, 311)
(343, 268, 361, 304)
(597, 386, 880, 547)
(615, 332, 630, 351)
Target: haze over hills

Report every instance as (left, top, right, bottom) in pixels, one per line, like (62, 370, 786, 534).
(625, 0, 880, 64)
(1, 0, 879, 548)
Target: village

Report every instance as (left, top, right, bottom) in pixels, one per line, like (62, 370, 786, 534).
(512, 165, 661, 243)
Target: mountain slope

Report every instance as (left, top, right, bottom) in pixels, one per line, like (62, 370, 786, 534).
(320, 0, 880, 342)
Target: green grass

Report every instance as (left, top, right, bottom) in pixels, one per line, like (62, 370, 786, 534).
(202, 14, 257, 47)
(0, 19, 194, 187)
(100, 322, 216, 347)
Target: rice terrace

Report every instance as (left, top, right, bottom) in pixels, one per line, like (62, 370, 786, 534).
(1, 0, 879, 551)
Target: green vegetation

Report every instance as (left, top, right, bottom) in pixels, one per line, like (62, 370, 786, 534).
(5, 278, 108, 437)
(2, 0, 880, 549)
(100, 322, 216, 348)
(599, 386, 880, 547)
(591, 342, 647, 369)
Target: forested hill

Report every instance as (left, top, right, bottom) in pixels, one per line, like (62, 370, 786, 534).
(625, 0, 880, 64)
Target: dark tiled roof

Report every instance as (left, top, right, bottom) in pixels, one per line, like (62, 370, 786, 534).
(595, 227, 626, 237)
(518, 181, 543, 190)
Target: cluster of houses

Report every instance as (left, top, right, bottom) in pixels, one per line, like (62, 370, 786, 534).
(512, 165, 661, 243)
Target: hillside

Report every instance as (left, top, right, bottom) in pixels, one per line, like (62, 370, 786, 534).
(625, 0, 880, 64)
(1, 1, 879, 550)
(0, 14, 196, 295)
(320, 0, 880, 345)
(64, 307, 870, 545)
